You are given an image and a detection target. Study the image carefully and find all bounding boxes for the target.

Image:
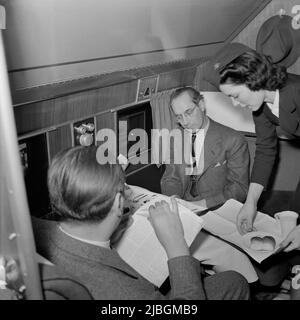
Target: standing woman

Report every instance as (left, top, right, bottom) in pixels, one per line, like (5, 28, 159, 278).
(214, 15, 300, 252)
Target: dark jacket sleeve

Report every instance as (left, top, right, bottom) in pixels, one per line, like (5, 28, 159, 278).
(291, 84, 300, 137)
(250, 105, 278, 188)
(250, 76, 300, 188)
(205, 133, 249, 207)
(279, 79, 300, 137)
(167, 256, 206, 300)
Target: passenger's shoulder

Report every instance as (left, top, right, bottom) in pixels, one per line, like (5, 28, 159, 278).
(282, 74, 300, 96)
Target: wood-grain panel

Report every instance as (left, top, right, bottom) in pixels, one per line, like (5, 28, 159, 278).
(157, 67, 196, 91)
(14, 61, 203, 137)
(47, 124, 72, 160)
(15, 80, 138, 135)
(95, 111, 117, 147)
(12, 60, 201, 106)
(95, 111, 117, 132)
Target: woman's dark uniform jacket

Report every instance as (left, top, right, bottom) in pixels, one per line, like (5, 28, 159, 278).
(251, 74, 300, 192)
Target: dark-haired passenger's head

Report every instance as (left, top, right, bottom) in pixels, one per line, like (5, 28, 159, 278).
(219, 50, 287, 112)
(48, 146, 125, 223)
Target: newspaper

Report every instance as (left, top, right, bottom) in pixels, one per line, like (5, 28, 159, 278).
(115, 185, 205, 287)
(199, 199, 283, 263)
(124, 184, 206, 215)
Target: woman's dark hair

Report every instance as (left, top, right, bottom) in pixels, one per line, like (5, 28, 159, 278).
(48, 146, 125, 222)
(219, 50, 288, 91)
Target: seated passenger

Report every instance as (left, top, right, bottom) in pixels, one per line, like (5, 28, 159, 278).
(33, 146, 249, 300)
(161, 86, 259, 285)
(161, 86, 249, 208)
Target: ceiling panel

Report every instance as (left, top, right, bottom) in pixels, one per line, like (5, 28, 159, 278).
(2, 0, 271, 69)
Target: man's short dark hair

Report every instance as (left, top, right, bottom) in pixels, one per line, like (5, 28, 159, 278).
(48, 146, 125, 222)
(170, 86, 204, 107)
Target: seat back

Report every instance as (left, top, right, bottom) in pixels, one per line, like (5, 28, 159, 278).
(39, 263, 93, 300)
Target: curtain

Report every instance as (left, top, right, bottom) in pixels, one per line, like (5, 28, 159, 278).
(150, 89, 177, 165)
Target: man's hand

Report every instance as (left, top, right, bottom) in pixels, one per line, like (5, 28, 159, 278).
(236, 202, 257, 235)
(280, 225, 300, 252)
(148, 198, 189, 259)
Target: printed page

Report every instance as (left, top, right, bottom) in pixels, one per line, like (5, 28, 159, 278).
(124, 184, 206, 215)
(198, 199, 283, 263)
(115, 194, 204, 287)
(123, 184, 160, 214)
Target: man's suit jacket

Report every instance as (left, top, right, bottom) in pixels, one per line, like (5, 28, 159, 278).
(161, 119, 250, 208)
(32, 218, 206, 300)
(251, 74, 300, 188)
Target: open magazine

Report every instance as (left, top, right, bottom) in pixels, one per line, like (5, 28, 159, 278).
(114, 184, 205, 287)
(198, 199, 284, 263)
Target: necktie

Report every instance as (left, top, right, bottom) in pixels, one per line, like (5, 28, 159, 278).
(191, 133, 197, 168)
(190, 133, 198, 197)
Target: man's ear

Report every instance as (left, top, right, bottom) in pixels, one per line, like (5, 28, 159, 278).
(111, 192, 123, 218)
(199, 99, 206, 112)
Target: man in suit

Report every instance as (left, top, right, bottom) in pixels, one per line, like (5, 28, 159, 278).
(160, 86, 258, 284)
(33, 145, 249, 300)
(161, 86, 249, 208)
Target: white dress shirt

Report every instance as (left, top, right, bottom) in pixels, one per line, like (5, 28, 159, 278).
(59, 225, 111, 249)
(185, 118, 210, 174)
(266, 90, 279, 118)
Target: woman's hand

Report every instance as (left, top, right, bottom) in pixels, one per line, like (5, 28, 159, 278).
(236, 202, 257, 235)
(280, 225, 300, 252)
(148, 198, 189, 259)
(236, 183, 264, 235)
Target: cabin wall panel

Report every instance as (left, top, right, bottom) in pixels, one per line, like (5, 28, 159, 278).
(14, 66, 198, 136)
(157, 67, 196, 91)
(95, 111, 117, 134)
(47, 124, 73, 160)
(95, 111, 117, 149)
(3, 0, 270, 89)
(15, 81, 138, 135)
